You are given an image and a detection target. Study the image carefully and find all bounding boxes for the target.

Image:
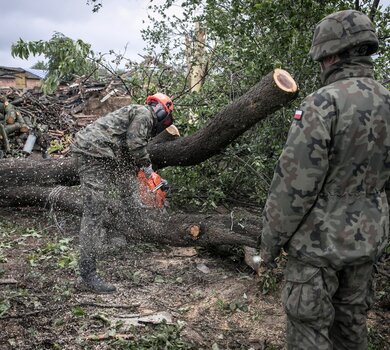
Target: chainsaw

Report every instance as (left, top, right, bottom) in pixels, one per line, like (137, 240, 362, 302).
(137, 169, 168, 209)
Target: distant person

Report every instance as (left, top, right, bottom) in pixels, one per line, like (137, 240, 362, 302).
(72, 93, 174, 294)
(259, 10, 390, 349)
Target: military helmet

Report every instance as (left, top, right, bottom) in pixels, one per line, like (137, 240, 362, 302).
(309, 10, 379, 62)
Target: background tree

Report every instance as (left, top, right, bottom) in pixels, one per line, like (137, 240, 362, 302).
(138, 0, 389, 210)
(11, 32, 98, 93)
(30, 60, 48, 70)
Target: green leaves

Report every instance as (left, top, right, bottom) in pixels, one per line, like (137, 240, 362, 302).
(71, 305, 86, 317)
(27, 237, 77, 270)
(141, 0, 389, 209)
(11, 32, 97, 94)
(0, 299, 10, 318)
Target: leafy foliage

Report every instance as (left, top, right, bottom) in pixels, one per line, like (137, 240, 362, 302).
(86, 0, 103, 13)
(110, 322, 192, 349)
(28, 237, 77, 270)
(30, 60, 48, 70)
(143, 0, 389, 209)
(11, 32, 97, 93)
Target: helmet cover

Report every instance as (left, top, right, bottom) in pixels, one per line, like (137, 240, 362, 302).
(309, 10, 379, 61)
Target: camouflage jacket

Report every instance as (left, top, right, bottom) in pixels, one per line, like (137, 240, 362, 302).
(72, 105, 156, 167)
(260, 57, 390, 268)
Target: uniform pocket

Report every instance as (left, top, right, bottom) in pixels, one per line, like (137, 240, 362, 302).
(282, 260, 323, 322)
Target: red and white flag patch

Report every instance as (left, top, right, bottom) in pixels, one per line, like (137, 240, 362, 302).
(293, 110, 303, 120)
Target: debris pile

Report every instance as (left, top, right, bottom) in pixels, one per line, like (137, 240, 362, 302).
(0, 77, 131, 159)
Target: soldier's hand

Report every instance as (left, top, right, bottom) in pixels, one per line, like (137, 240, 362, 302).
(244, 246, 277, 276)
(244, 246, 263, 275)
(161, 178, 170, 192)
(143, 164, 154, 179)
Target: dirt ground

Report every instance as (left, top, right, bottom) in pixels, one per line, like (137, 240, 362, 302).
(0, 207, 389, 350)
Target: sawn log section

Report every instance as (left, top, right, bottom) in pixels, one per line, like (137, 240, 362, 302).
(0, 69, 298, 248)
(0, 186, 261, 248)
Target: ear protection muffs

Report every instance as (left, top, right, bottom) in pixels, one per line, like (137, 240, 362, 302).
(155, 107, 168, 122)
(150, 102, 168, 122)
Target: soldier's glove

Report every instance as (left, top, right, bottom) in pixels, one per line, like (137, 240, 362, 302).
(244, 246, 277, 276)
(161, 178, 170, 192)
(143, 164, 154, 179)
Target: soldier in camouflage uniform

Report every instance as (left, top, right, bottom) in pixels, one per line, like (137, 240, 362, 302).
(259, 10, 390, 349)
(72, 93, 174, 294)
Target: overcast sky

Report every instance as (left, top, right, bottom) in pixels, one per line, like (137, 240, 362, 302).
(1, 0, 389, 70)
(0, 0, 155, 69)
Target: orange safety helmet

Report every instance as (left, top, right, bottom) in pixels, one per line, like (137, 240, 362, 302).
(145, 93, 174, 114)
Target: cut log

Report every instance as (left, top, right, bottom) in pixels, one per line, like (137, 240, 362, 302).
(0, 158, 79, 188)
(0, 68, 298, 188)
(150, 68, 298, 166)
(0, 186, 261, 248)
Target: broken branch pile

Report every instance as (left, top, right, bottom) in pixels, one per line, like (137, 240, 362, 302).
(0, 76, 131, 158)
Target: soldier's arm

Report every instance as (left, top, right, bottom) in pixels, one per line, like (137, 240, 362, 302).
(260, 94, 332, 263)
(126, 106, 153, 167)
(385, 178, 390, 207)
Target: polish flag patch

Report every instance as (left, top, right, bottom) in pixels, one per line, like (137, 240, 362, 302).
(293, 110, 303, 120)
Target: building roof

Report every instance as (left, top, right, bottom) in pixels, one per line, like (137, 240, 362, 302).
(0, 66, 47, 80)
(24, 68, 48, 79)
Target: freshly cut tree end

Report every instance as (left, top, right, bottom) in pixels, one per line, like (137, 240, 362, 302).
(188, 224, 201, 240)
(6, 116, 15, 125)
(19, 125, 29, 133)
(152, 124, 181, 144)
(166, 124, 180, 137)
(273, 68, 298, 93)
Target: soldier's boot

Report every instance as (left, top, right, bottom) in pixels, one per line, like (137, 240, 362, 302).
(76, 258, 116, 294)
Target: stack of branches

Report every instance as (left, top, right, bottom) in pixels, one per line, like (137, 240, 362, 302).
(0, 75, 131, 159)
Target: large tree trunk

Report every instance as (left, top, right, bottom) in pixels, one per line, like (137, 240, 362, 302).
(0, 186, 260, 248)
(0, 158, 79, 187)
(0, 69, 298, 188)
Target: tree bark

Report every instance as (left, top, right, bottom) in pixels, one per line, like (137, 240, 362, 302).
(0, 69, 298, 188)
(0, 158, 79, 187)
(0, 185, 261, 248)
(150, 69, 298, 166)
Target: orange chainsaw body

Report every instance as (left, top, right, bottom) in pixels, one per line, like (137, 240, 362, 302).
(137, 170, 167, 208)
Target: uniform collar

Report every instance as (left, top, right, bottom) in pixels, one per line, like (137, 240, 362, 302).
(320, 56, 374, 85)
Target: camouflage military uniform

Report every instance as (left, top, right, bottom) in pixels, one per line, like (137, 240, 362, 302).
(260, 11, 390, 350)
(72, 104, 154, 165)
(72, 104, 156, 283)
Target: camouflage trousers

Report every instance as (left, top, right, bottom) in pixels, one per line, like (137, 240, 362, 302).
(282, 258, 375, 350)
(75, 155, 146, 264)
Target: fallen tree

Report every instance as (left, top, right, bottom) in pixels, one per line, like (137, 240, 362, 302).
(0, 69, 298, 187)
(0, 69, 298, 249)
(0, 185, 260, 248)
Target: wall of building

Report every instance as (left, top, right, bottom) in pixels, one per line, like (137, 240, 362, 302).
(0, 78, 41, 89)
(0, 78, 15, 88)
(26, 79, 41, 89)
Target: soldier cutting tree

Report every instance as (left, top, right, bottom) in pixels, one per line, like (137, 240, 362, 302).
(72, 93, 173, 294)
